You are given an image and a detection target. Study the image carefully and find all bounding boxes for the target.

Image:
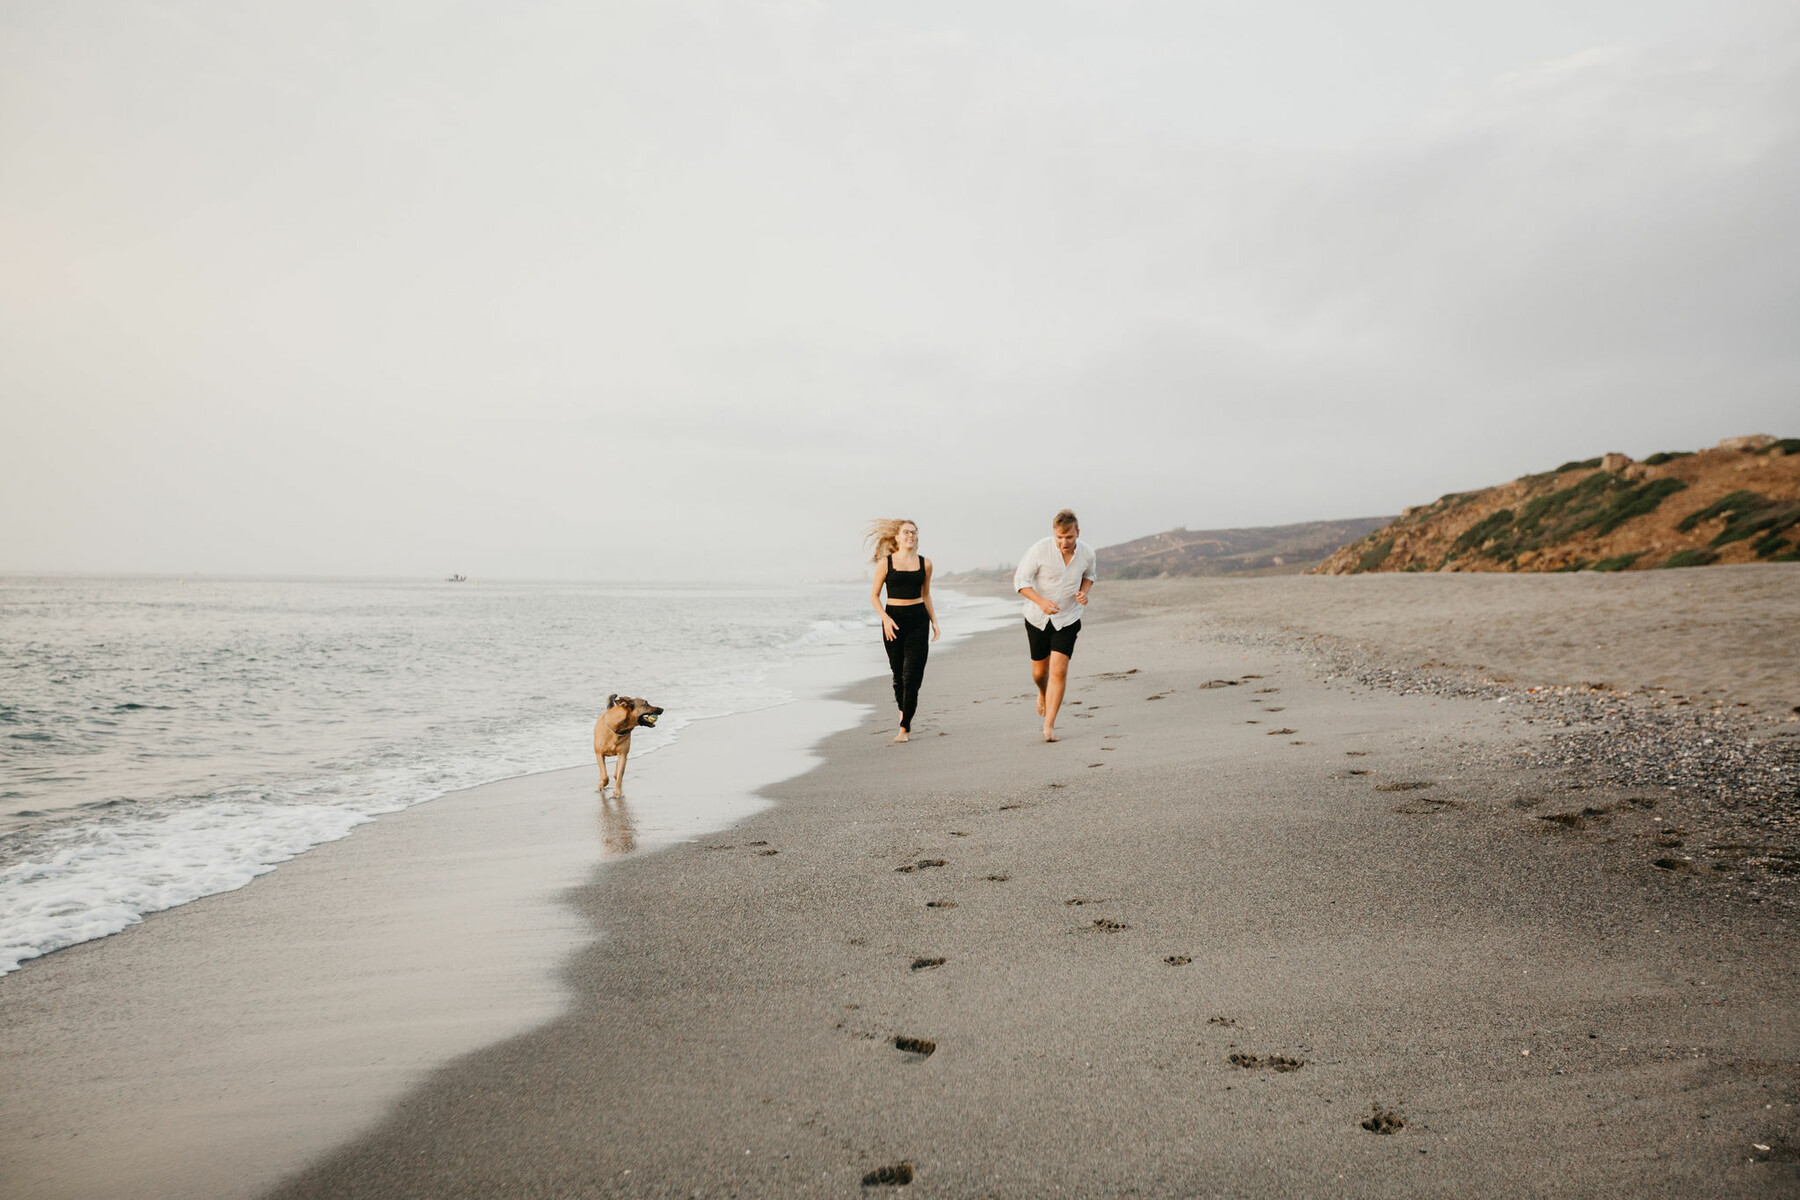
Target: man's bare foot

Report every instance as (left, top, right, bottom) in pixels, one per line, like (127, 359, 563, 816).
(1042, 726, 1058, 743)
(894, 729, 910, 743)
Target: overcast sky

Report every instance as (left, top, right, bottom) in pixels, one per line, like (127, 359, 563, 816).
(3, 1, 1796, 581)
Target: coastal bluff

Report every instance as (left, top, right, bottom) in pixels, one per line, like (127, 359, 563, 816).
(1316, 435, 1800, 574)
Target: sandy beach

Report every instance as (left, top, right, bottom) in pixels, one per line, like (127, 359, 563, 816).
(5, 568, 1798, 1197)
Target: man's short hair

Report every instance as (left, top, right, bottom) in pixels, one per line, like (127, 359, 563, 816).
(1052, 508, 1079, 531)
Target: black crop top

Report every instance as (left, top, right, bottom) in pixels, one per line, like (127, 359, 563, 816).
(885, 554, 926, 601)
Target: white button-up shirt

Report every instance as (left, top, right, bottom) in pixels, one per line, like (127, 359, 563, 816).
(1013, 537, 1098, 630)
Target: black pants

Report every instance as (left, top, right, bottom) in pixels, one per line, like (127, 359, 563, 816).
(884, 604, 930, 730)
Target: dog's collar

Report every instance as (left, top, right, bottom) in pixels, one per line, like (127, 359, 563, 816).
(609, 717, 633, 737)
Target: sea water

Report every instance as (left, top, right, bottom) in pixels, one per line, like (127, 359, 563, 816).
(0, 576, 1013, 973)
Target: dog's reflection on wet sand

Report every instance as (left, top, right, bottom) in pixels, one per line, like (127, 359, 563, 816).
(598, 795, 637, 856)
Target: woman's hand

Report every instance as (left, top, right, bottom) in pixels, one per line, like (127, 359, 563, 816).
(930, 621, 941, 642)
(882, 615, 899, 641)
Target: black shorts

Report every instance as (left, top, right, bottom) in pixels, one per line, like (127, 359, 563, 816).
(1025, 617, 1081, 662)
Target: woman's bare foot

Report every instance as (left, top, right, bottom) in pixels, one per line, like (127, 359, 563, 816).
(893, 728, 910, 743)
(1042, 725, 1058, 743)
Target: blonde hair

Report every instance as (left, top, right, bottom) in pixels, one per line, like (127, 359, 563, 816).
(1053, 508, 1079, 531)
(864, 518, 918, 563)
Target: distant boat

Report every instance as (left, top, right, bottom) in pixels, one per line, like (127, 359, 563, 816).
(446, 573, 467, 582)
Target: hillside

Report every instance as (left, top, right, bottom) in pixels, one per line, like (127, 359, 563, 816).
(1315, 435, 1800, 575)
(1098, 516, 1395, 579)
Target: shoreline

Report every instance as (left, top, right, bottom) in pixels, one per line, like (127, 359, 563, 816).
(0, 629, 910, 1200)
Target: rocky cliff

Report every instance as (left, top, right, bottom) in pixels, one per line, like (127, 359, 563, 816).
(1314, 435, 1800, 574)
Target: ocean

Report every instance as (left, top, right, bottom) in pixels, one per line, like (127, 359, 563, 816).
(0, 576, 1013, 974)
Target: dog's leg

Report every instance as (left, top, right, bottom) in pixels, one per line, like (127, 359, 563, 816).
(597, 751, 611, 794)
(613, 744, 629, 797)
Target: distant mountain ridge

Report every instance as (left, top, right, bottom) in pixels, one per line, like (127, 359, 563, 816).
(1096, 516, 1396, 578)
(1315, 435, 1800, 575)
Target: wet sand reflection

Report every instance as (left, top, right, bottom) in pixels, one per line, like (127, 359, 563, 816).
(598, 796, 637, 856)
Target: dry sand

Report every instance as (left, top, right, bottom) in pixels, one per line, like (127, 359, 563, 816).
(5, 568, 1797, 1198)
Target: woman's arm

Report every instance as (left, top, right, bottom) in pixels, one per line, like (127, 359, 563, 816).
(923, 558, 940, 641)
(871, 558, 898, 641)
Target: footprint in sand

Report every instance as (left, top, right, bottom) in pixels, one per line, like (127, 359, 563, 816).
(1392, 797, 1467, 815)
(1362, 1104, 1405, 1134)
(1207, 1016, 1236, 1027)
(895, 859, 947, 873)
(910, 956, 947, 971)
(863, 1163, 916, 1186)
(1346, 750, 1371, 757)
(1228, 1052, 1304, 1072)
(893, 1036, 935, 1057)
(985, 873, 1011, 882)
(926, 900, 957, 909)
(1266, 728, 1296, 735)
(1164, 955, 1192, 966)
(1090, 918, 1129, 932)
(1374, 781, 1433, 792)
(1064, 897, 1104, 906)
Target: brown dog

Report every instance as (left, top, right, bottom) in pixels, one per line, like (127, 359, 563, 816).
(594, 694, 663, 796)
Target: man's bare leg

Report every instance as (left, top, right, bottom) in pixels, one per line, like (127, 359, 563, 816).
(1042, 652, 1071, 742)
(1032, 658, 1049, 716)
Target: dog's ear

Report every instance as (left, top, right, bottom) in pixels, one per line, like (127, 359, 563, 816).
(606, 693, 619, 710)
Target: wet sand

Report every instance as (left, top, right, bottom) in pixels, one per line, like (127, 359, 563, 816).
(257, 568, 1797, 1198)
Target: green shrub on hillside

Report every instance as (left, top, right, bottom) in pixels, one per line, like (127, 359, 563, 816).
(1590, 478, 1689, 536)
(1552, 457, 1604, 474)
(1447, 473, 1688, 563)
(1451, 509, 1516, 556)
(1643, 451, 1693, 466)
(1754, 438, 1800, 455)
(1674, 491, 1800, 549)
(1593, 553, 1642, 572)
(1356, 538, 1395, 573)
(1662, 548, 1719, 569)
(1677, 490, 1764, 533)
(1752, 531, 1795, 559)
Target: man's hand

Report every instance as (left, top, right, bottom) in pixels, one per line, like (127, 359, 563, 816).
(1075, 591, 1089, 606)
(1038, 597, 1060, 616)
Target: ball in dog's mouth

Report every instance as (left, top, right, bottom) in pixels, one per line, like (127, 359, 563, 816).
(640, 714, 658, 726)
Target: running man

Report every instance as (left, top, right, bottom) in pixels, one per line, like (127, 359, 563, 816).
(1013, 508, 1098, 742)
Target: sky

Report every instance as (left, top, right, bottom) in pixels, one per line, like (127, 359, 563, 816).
(3, 0, 1796, 581)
